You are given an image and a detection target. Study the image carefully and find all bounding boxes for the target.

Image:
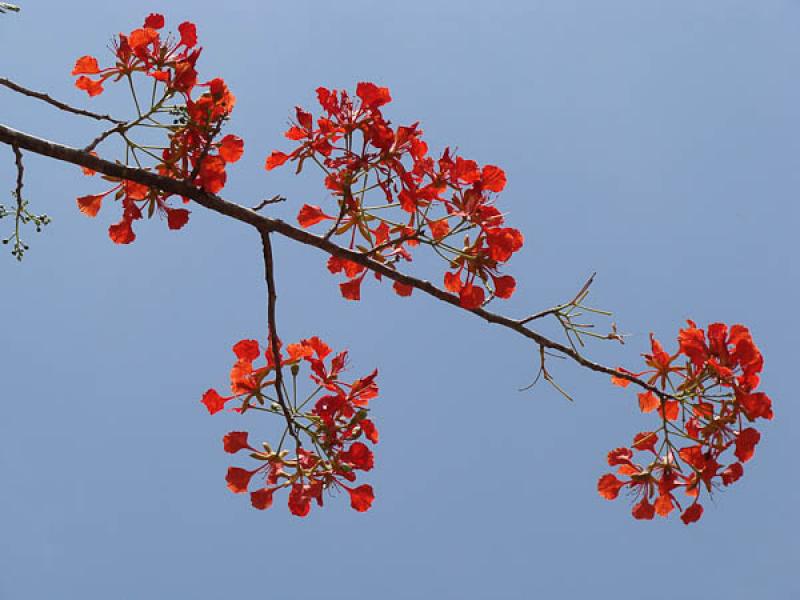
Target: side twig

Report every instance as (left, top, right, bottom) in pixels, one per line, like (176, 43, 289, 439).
(260, 228, 303, 451)
(0, 78, 123, 124)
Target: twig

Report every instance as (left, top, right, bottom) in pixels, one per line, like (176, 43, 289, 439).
(0, 78, 122, 123)
(251, 194, 286, 211)
(83, 123, 127, 153)
(362, 229, 421, 258)
(520, 345, 574, 401)
(12, 143, 23, 203)
(0, 122, 674, 400)
(260, 228, 302, 451)
(519, 272, 596, 325)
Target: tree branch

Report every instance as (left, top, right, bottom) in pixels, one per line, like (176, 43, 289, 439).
(260, 229, 303, 450)
(0, 78, 123, 124)
(0, 121, 670, 398)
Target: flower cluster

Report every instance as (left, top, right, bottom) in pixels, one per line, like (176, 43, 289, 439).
(599, 321, 772, 524)
(72, 14, 243, 243)
(265, 83, 523, 308)
(202, 336, 379, 516)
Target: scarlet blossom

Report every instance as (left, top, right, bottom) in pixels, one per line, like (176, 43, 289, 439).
(178, 21, 198, 47)
(459, 282, 485, 309)
(76, 194, 104, 217)
(223, 431, 252, 454)
(734, 428, 760, 463)
(339, 442, 374, 471)
(265, 151, 289, 171)
(492, 275, 516, 299)
(218, 135, 244, 163)
(392, 281, 413, 297)
(250, 488, 274, 510)
(721, 462, 744, 485)
(297, 204, 333, 228)
(340, 277, 364, 301)
(166, 208, 190, 230)
(597, 474, 625, 500)
(632, 499, 655, 520)
(108, 218, 136, 244)
(347, 484, 375, 512)
(359, 419, 379, 443)
(226, 467, 255, 494)
(233, 339, 260, 362)
(637, 391, 659, 413)
(632, 431, 658, 453)
(72, 15, 242, 243)
(602, 320, 772, 524)
(204, 336, 380, 516)
(265, 83, 521, 309)
(288, 484, 312, 517)
(356, 82, 392, 109)
(144, 13, 164, 29)
(202, 389, 230, 415)
(680, 503, 703, 525)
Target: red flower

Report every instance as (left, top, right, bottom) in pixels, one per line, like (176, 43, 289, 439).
(265, 151, 289, 171)
(108, 219, 136, 245)
(223, 431, 252, 454)
(597, 474, 625, 500)
(734, 428, 760, 463)
(481, 165, 507, 192)
(739, 392, 773, 421)
(340, 277, 364, 301)
(632, 431, 658, 453)
(356, 82, 392, 109)
(339, 442, 374, 471)
(360, 419, 379, 443)
(297, 204, 333, 228)
(680, 503, 703, 525)
(166, 208, 190, 230)
(218, 134, 244, 163)
(288, 484, 312, 517)
(225, 467, 255, 494)
(250, 488, 274, 510)
(637, 392, 659, 413)
(76, 194, 105, 217)
(202, 389, 230, 415)
(72, 56, 100, 75)
(632, 499, 655, 520)
(233, 339, 260, 362)
(721, 462, 744, 485)
(347, 484, 375, 512)
(144, 13, 165, 29)
(393, 281, 413, 297)
(178, 21, 198, 48)
(204, 335, 380, 516)
(459, 282, 485, 309)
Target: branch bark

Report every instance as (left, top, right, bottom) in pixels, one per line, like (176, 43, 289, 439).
(260, 228, 302, 450)
(0, 78, 122, 123)
(0, 121, 670, 399)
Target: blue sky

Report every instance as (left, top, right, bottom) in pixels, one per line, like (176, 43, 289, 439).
(1, 1, 798, 598)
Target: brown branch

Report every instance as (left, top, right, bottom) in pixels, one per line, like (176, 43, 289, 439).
(520, 272, 596, 324)
(251, 194, 286, 211)
(12, 143, 23, 203)
(0, 78, 123, 124)
(260, 229, 302, 450)
(83, 123, 127, 153)
(0, 121, 672, 399)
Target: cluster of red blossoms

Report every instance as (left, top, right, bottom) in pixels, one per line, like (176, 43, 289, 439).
(202, 337, 379, 516)
(72, 13, 243, 243)
(599, 321, 772, 524)
(266, 83, 523, 308)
